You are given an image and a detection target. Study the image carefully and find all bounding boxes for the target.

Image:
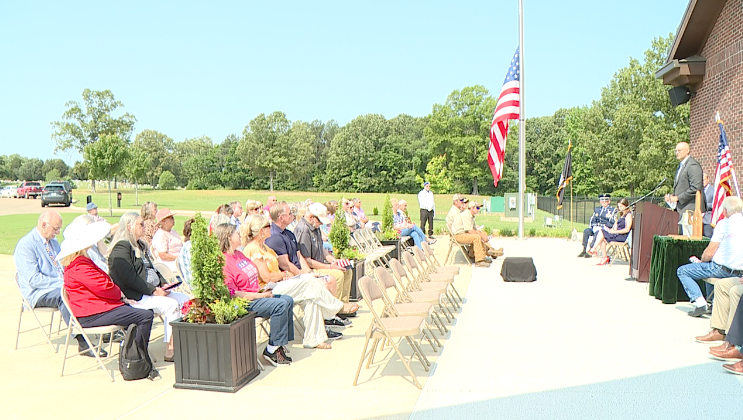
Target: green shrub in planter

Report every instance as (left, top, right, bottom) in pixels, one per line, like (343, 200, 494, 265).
(381, 194, 394, 232)
(372, 206, 379, 216)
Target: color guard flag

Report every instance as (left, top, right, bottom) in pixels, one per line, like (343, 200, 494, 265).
(556, 142, 573, 209)
(488, 48, 520, 187)
(711, 115, 740, 226)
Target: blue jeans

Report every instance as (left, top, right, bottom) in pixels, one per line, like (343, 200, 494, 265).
(36, 288, 71, 326)
(248, 295, 294, 347)
(400, 226, 427, 249)
(677, 262, 731, 302)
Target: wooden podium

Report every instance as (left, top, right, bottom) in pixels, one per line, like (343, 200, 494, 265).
(630, 202, 678, 282)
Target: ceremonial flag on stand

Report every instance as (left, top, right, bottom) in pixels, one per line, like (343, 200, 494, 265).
(711, 115, 740, 227)
(556, 142, 573, 209)
(488, 48, 521, 187)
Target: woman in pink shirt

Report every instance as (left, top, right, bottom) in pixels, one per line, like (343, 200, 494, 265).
(151, 208, 183, 271)
(215, 223, 295, 367)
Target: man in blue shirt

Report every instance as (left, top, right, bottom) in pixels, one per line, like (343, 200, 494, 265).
(578, 194, 616, 258)
(14, 210, 104, 356)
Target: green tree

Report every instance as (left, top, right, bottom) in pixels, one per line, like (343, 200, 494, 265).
(45, 168, 61, 182)
(51, 89, 136, 192)
(42, 159, 69, 179)
(425, 85, 497, 195)
(17, 158, 44, 181)
(238, 112, 291, 191)
(159, 170, 177, 190)
(416, 155, 452, 194)
(133, 129, 179, 187)
(381, 194, 394, 232)
(83, 133, 130, 216)
(69, 160, 88, 181)
(126, 144, 150, 204)
(179, 136, 220, 189)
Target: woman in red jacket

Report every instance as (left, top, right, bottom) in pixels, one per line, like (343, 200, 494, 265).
(58, 222, 154, 359)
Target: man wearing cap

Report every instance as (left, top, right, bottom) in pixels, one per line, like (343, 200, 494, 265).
(13, 210, 105, 356)
(577, 194, 616, 258)
(446, 194, 467, 230)
(451, 201, 490, 267)
(294, 203, 355, 319)
(87, 202, 105, 223)
(666, 141, 705, 234)
(418, 181, 436, 240)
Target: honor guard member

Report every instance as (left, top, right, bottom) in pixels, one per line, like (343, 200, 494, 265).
(578, 194, 616, 258)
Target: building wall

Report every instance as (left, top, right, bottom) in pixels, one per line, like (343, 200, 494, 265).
(690, 0, 743, 176)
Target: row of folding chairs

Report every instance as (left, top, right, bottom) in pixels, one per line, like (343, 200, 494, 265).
(354, 241, 466, 388)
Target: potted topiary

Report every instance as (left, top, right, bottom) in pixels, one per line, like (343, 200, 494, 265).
(329, 205, 366, 302)
(171, 213, 259, 392)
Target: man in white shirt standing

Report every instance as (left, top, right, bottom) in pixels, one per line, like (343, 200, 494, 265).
(418, 181, 435, 240)
(678, 196, 743, 317)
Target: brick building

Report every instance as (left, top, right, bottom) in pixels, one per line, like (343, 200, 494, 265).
(657, 0, 743, 174)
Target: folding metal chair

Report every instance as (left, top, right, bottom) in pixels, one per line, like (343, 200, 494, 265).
(413, 246, 463, 305)
(60, 288, 122, 382)
(353, 276, 429, 389)
(14, 273, 62, 352)
(403, 251, 460, 313)
(444, 224, 473, 265)
(389, 258, 452, 328)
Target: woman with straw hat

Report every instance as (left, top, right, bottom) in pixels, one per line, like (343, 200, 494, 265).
(59, 222, 155, 366)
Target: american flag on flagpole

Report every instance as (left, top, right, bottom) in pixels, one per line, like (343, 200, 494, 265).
(488, 48, 521, 187)
(711, 113, 740, 227)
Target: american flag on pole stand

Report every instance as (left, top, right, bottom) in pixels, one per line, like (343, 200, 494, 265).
(488, 47, 521, 187)
(711, 113, 740, 227)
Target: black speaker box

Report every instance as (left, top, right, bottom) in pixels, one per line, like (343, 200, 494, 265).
(669, 86, 691, 107)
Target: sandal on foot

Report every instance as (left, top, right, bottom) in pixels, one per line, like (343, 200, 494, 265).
(304, 342, 332, 349)
(342, 303, 359, 314)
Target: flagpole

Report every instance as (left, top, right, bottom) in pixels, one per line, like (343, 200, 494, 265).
(570, 182, 574, 232)
(517, 0, 526, 239)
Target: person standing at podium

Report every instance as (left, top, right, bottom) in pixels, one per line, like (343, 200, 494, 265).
(665, 142, 705, 234)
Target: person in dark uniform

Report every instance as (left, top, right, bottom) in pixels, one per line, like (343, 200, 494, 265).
(577, 194, 616, 258)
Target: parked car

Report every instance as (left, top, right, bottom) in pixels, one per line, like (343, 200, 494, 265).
(0, 186, 18, 198)
(41, 184, 72, 207)
(45, 181, 73, 203)
(17, 181, 43, 199)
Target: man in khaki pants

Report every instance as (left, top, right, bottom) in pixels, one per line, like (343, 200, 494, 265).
(451, 201, 490, 268)
(695, 277, 743, 344)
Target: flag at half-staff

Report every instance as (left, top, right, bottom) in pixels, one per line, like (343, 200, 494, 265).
(711, 113, 741, 226)
(556, 141, 572, 209)
(488, 47, 521, 187)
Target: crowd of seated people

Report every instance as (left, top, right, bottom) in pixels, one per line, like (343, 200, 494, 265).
(12, 194, 439, 373)
(588, 198, 633, 266)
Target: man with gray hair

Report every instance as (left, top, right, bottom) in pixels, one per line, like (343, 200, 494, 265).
(677, 196, 743, 317)
(229, 201, 243, 228)
(14, 210, 104, 356)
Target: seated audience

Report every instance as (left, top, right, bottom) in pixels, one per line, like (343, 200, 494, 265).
(229, 201, 243, 228)
(241, 215, 357, 348)
(108, 212, 190, 362)
(393, 199, 434, 248)
(14, 210, 99, 355)
(675, 196, 743, 318)
(353, 198, 381, 232)
(710, 290, 743, 374)
(65, 215, 110, 273)
(341, 198, 361, 232)
(451, 201, 490, 267)
(87, 202, 106, 223)
(694, 276, 743, 344)
(446, 194, 467, 230)
(265, 202, 355, 317)
(215, 223, 295, 366)
(59, 221, 155, 377)
(209, 204, 233, 234)
(264, 195, 278, 217)
(577, 194, 615, 258)
(589, 198, 633, 266)
(151, 208, 183, 271)
(321, 201, 338, 252)
(140, 201, 159, 246)
(178, 218, 195, 287)
(245, 200, 264, 219)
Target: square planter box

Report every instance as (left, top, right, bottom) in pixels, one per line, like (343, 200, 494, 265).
(348, 259, 366, 302)
(380, 237, 413, 263)
(172, 311, 260, 393)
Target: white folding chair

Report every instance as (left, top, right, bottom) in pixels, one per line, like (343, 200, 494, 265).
(60, 288, 122, 382)
(14, 273, 63, 352)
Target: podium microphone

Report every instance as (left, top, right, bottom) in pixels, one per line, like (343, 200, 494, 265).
(630, 178, 667, 207)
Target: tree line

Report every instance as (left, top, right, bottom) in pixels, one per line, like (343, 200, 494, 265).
(2, 35, 686, 199)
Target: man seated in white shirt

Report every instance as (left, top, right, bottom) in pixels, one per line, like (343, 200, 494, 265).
(678, 196, 743, 317)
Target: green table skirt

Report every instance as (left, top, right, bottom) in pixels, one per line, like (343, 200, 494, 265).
(648, 235, 710, 304)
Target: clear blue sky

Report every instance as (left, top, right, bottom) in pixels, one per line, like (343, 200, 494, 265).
(0, 0, 689, 165)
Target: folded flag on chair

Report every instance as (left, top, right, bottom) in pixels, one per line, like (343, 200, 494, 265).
(333, 259, 353, 269)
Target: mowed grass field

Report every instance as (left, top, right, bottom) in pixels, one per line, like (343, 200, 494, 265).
(0, 188, 586, 255)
